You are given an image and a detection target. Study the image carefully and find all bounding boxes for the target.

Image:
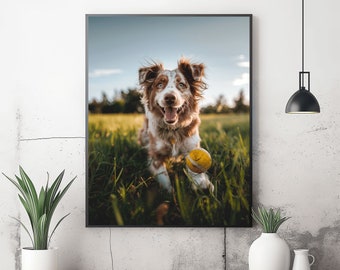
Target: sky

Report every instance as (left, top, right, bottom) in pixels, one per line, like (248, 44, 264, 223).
(87, 15, 251, 107)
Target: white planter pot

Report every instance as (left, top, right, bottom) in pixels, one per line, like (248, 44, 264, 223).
(249, 233, 290, 270)
(22, 247, 58, 270)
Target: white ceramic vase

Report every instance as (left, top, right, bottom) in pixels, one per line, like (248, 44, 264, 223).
(22, 247, 58, 270)
(292, 249, 315, 270)
(249, 233, 290, 270)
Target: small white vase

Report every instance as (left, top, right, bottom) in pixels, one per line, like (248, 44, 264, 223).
(249, 233, 290, 270)
(22, 247, 58, 270)
(292, 249, 315, 270)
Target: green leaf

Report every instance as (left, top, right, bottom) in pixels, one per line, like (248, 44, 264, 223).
(18, 167, 39, 229)
(2, 173, 26, 197)
(48, 213, 70, 247)
(18, 195, 34, 228)
(2, 167, 75, 249)
(252, 206, 290, 233)
(38, 187, 47, 217)
(19, 166, 38, 205)
(46, 177, 76, 231)
(36, 214, 48, 249)
(10, 216, 34, 247)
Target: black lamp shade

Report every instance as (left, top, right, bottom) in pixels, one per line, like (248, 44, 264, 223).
(286, 0, 321, 114)
(285, 88, 320, 113)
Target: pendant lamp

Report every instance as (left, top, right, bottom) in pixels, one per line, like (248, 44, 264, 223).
(285, 0, 320, 114)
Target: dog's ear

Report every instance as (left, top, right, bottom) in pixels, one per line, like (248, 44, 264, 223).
(177, 58, 205, 82)
(139, 63, 163, 85)
(191, 63, 205, 81)
(178, 58, 207, 99)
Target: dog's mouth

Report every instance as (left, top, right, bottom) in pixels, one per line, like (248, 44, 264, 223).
(159, 105, 183, 125)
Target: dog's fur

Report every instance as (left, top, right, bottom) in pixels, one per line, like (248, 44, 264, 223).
(138, 58, 213, 192)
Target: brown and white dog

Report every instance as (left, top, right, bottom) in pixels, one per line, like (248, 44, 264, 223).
(138, 58, 213, 192)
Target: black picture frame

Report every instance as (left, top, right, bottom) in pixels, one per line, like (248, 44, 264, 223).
(86, 14, 252, 227)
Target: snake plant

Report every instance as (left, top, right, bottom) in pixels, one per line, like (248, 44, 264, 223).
(252, 206, 290, 233)
(2, 166, 75, 250)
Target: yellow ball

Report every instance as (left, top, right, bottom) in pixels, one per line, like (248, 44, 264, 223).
(185, 148, 212, 173)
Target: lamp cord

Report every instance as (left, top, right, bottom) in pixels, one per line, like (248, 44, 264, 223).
(302, 0, 304, 73)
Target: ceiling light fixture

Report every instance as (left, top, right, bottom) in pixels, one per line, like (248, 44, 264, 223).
(285, 0, 320, 114)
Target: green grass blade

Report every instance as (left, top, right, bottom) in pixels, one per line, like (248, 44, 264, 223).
(178, 172, 194, 224)
(110, 195, 124, 225)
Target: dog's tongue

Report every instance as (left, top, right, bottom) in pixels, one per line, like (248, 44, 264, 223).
(164, 107, 177, 122)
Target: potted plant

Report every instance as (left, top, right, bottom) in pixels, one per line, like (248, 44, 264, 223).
(2, 166, 75, 270)
(249, 206, 291, 270)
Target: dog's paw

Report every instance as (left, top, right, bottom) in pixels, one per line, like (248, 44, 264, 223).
(156, 173, 173, 193)
(188, 169, 214, 193)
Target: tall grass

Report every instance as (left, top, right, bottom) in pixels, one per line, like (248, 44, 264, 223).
(88, 113, 251, 226)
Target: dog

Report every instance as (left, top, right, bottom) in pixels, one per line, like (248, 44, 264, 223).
(138, 58, 214, 192)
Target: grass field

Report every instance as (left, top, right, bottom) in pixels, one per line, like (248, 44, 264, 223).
(88, 113, 251, 226)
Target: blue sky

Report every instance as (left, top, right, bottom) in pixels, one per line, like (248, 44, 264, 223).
(87, 15, 250, 106)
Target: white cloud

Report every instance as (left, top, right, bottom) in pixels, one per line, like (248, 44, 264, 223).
(236, 55, 249, 68)
(233, 73, 249, 86)
(89, 69, 122, 78)
(237, 61, 249, 68)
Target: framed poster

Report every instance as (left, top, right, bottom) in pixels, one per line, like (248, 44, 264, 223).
(86, 14, 252, 227)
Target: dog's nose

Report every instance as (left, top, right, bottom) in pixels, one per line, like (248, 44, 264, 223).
(164, 94, 176, 105)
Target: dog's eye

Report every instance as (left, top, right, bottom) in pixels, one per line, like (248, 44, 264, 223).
(178, 82, 186, 88)
(157, 83, 163, 89)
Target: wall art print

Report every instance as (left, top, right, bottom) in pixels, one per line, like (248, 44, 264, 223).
(86, 14, 252, 227)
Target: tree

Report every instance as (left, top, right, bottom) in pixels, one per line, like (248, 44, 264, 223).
(121, 88, 144, 113)
(201, 94, 230, 114)
(88, 89, 144, 114)
(88, 98, 100, 114)
(233, 90, 249, 113)
(215, 94, 230, 113)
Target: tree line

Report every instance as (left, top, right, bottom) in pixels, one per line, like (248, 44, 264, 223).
(88, 88, 249, 114)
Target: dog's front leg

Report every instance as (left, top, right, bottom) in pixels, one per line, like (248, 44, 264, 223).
(150, 159, 172, 192)
(187, 169, 214, 193)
